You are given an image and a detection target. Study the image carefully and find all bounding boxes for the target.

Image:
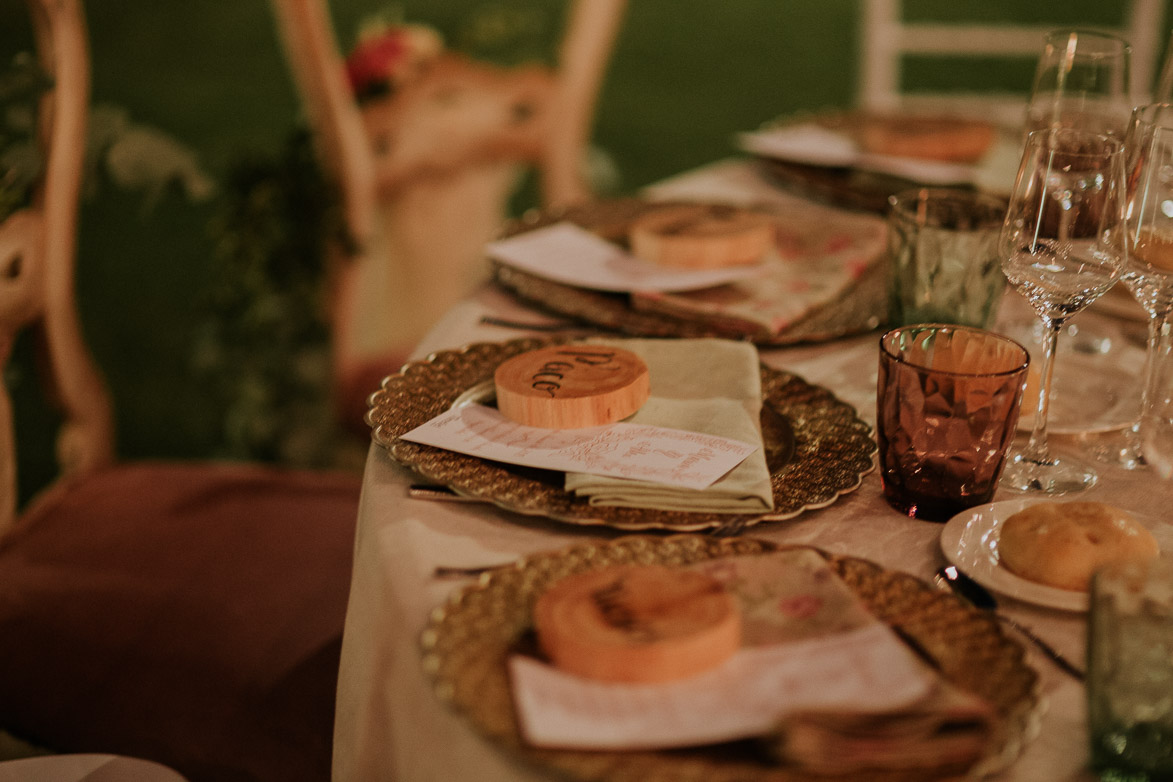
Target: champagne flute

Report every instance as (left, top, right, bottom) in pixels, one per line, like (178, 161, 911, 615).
(1115, 103, 1173, 473)
(999, 128, 1129, 493)
(1026, 29, 1133, 138)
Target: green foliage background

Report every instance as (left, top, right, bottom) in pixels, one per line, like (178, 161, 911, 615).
(1, 0, 1167, 501)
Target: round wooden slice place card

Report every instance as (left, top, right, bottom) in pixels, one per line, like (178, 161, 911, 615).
(628, 203, 774, 269)
(533, 564, 742, 683)
(493, 345, 650, 429)
(856, 114, 996, 164)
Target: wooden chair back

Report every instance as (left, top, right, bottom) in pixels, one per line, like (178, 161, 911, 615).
(268, 1, 626, 426)
(0, 0, 113, 536)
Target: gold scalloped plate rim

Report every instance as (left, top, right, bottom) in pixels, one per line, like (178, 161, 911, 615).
(366, 338, 878, 532)
(419, 535, 1043, 782)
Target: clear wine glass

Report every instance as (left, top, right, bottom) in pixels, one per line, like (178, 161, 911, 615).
(1025, 29, 1133, 138)
(1142, 342, 1173, 480)
(999, 128, 1129, 493)
(1152, 29, 1173, 104)
(1114, 103, 1173, 473)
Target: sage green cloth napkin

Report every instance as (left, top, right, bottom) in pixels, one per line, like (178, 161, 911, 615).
(563, 338, 774, 513)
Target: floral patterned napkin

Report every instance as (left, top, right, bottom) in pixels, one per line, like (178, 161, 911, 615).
(629, 206, 887, 336)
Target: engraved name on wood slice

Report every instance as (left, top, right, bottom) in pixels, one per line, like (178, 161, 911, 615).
(628, 204, 774, 269)
(494, 345, 650, 429)
(533, 564, 742, 683)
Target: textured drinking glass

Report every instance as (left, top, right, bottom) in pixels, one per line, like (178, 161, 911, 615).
(876, 324, 1030, 522)
(1088, 557, 1173, 781)
(886, 188, 1008, 328)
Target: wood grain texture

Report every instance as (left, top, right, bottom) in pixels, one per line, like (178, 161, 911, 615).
(628, 204, 773, 269)
(494, 344, 649, 429)
(533, 563, 741, 683)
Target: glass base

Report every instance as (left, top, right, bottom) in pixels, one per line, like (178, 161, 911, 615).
(1000, 450, 1098, 494)
(1084, 424, 1147, 471)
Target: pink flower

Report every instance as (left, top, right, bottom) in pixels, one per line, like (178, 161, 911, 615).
(346, 33, 408, 96)
(345, 24, 443, 99)
(777, 593, 822, 619)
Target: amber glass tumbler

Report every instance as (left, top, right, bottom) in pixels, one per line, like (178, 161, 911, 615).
(877, 324, 1030, 521)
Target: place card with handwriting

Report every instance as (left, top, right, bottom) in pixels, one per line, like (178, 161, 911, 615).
(399, 403, 756, 490)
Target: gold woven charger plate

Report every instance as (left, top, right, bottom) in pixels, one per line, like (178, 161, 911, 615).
(491, 199, 886, 344)
(367, 337, 877, 531)
(421, 535, 1041, 782)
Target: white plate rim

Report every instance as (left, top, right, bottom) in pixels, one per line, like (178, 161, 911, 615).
(940, 499, 1089, 612)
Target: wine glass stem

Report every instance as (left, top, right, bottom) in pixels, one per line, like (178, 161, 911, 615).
(1119, 315, 1164, 447)
(1141, 309, 1173, 428)
(1023, 317, 1064, 465)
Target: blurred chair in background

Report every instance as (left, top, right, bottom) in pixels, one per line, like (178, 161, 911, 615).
(0, 2, 360, 780)
(857, 0, 1165, 126)
(268, 0, 626, 431)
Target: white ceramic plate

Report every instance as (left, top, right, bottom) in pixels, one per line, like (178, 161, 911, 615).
(941, 500, 1172, 613)
(941, 499, 1091, 612)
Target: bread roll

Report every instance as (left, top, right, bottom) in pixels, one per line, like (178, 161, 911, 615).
(998, 502, 1159, 592)
(534, 564, 741, 683)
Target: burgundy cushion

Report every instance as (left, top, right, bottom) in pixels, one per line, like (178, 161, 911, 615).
(0, 461, 361, 782)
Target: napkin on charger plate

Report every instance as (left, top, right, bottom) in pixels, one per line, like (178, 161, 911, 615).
(563, 338, 774, 513)
(630, 204, 887, 337)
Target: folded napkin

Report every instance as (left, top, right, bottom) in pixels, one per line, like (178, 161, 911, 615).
(767, 680, 997, 777)
(563, 338, 773, 513)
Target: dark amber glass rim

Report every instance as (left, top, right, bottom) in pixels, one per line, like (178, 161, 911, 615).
(879, 323, 1031, 379)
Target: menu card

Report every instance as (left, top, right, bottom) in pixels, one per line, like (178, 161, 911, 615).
(509, 549, 935, 750)
(485, 221, 767, 293)
(400, 403, 757, 491)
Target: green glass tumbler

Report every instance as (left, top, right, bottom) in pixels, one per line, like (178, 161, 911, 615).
(886, 188, 1008, 328)
(1087, 557, 1173, 781)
